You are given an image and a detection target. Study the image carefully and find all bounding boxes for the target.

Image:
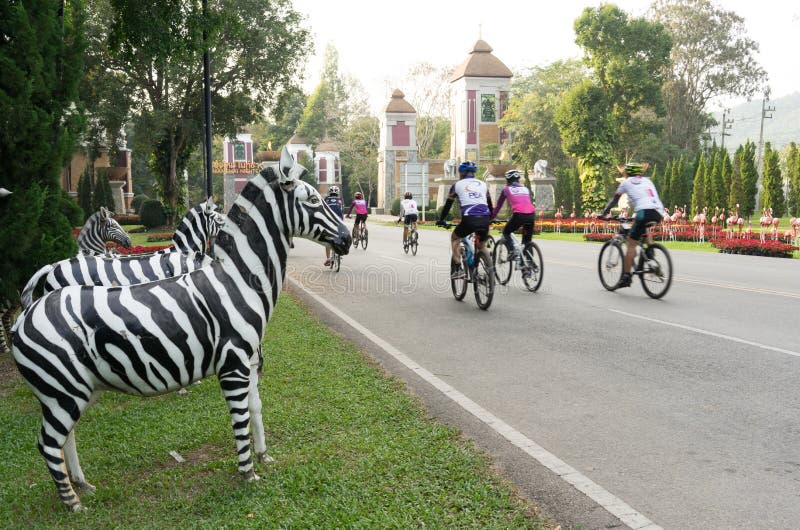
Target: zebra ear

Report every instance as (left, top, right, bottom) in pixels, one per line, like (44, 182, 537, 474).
(205, 196, 216, 212)
(279, 146, 294, 182)
(100, 206, 110, 218)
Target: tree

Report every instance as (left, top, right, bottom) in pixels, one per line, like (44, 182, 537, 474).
(739, 140, 758, 217)
(500, 59, 587, 173)
(397, 63, 452, 159)
(691, 152, 707, 214)
(786, 142, 800, 216)
(661, 159, 673, 205)
(93, 168, 116, 212)
(728, 145, 745, 211)
(650, 0, 768, 150)
(0, 0, 85, 303)
(99, 0, 310, 224)
(668, 153, 690, 208)
(77, 168, 94, 221)
(761, 143, 785, 217)
(340, 116, 380, 206)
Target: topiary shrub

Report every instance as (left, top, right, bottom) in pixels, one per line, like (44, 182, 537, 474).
(131, 194, 150, 213)
(59, 189, 84, 227)
(139, 199, 166, 229)
(436, 203, 459, 222)
(390, 198, 402, 216)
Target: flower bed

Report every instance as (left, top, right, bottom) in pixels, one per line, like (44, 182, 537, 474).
(146, 232, 174, 242)
(107, 243, 172, 255)
(583, 233, 613, 242)
(710, 238, 798, 258)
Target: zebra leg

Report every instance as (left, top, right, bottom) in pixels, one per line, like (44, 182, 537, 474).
(63, 429, 96, 493)
(37, 399, 92, 511)
(219, 365, 258, 480)
(247, 358, 272, 464)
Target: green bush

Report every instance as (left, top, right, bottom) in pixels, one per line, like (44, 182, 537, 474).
(59, 189, 84, 227)
(131, 194, 150, 213)
(93, 168, 115, 212)
(77, 169, 93, 222)
(436, 203, 458, 222)
(390, 198, 402, 216)
(139, 199, 166, 229)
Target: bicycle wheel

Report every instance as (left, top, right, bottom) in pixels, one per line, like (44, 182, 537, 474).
(598, 241, 624, 291)
(361, 227, 369, 249)
(492, 239, 513, 285)
(522, 242, 544, 292)
(473, 250, 495, 310)
(640, 243, 673, 299)
(450, 255, 467, 301)
(403, 238, 409, 254)
(411, 231, 418, 256)
(484, 234, 495, 255)
(334, 253, 341, 272)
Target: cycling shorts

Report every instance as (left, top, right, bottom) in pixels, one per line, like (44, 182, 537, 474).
(630, 209, 663, 241)
(454, 215, 490, 240)
(403, 214, 418, 226)
(503, 213, 535, 244)
(354, 213, 368, 225)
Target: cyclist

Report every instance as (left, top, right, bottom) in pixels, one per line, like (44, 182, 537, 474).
(397, 191, 419, 244)
(324, 185, 344, 266)
(491, 169, 536, 276)
(346, 191, 369, 242)
(600, 162, 665, 288)
(436, 160, 493, 279)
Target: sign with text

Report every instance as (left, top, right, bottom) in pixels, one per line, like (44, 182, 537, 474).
(213, 161, 259, 174)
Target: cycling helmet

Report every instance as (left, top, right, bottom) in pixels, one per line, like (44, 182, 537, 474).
(458, 160, 477, 175)
(404, 192, 412, 199)
(504, 169, 521, 182)
(328, 185, 340, 196)
(354, 191, 363, 199)
(622, 162, 648, 176)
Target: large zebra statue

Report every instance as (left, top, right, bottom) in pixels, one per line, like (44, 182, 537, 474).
(76, 207, 132, 255)
(11, 146, 351, 511)
(19, 199, 225, 310)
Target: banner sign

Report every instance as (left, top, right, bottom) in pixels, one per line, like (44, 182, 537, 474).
(212, 161, 259, 174)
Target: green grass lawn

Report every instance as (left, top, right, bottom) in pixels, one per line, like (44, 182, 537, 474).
(0, 295, 545, 529)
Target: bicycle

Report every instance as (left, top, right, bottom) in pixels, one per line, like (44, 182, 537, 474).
(351, 219, 368, 250)
(441, 223, 495, 310)
(399, 219, 419, 255)
(492, 229, 543, 292)
(327, 249, 342, 272)
(597, 216, 673, 299)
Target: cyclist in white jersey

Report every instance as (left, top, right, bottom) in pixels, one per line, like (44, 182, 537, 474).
(600, 162, 665, 287)
(397, 192, 419, 243)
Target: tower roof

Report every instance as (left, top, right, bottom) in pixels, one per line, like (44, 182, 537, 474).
(384, 89, 417, 114)
(449, 39, 512, 82)
(316, 137, 338, 152)
(288, 133, 308, 145)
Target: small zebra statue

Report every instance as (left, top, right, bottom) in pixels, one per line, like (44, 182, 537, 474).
(19, 198, 224, 310)
(76, 207, 132, 255)
(11, 146, 351, 511)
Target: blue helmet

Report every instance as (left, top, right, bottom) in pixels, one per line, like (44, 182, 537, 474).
(458, 160, 477, 175)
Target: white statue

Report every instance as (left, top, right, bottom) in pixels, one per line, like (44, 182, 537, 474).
(533, 160, 548, 178)
(443, 159, 457, 178)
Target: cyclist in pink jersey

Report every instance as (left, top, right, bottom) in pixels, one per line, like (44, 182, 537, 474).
(491, 169, 535, 258)
(346, 191, 369, 241)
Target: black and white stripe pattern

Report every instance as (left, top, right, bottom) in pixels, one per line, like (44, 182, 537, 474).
(19, 200, 224, 310)
(11, 147, 351, 511)
(76, 207, 132, 256)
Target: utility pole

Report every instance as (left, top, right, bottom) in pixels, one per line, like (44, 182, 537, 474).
(202, 0, 214, 199)
(755, 91, 775, 210)
(720, 108, 733, 149)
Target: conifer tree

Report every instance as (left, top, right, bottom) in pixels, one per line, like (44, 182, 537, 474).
(691, 153, 707, 215)
(92, 169, 116, 212)
(761, 143, 785, 217)
(786, 142, 800, 216)
(740, 140, 758, 217)
(661, 160, 672, 206)
(77, 168, 94, 222)
(728, 145, 745, 212)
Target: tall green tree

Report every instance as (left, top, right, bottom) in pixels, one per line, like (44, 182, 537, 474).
(710, 147, 725, 207)
(728, 145, 745, 211)
(786, 142, 800, 216)
(77, 168, 94, 221)
(100, 0, 310, 224)
(340, 116, 380, 206)
(660, 159, 673, 205)
(92, 169, 116, 212)
(650, 0, 768, 151)
(690, 152, 707, 214)
(0, 0, 85, 303)
(761, 143, 785, 217)
(739, 140, 758, 217)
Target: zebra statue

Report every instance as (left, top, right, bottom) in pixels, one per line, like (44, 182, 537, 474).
(10, 146, 351, 511)
(19, 198, 225, 310)
(76, 207, 132, 255)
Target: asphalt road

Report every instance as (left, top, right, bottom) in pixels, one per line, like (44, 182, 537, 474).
(284, 220, 800, 530)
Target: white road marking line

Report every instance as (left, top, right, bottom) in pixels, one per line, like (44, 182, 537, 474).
(610, 309, 800, 358)
(289, 276, 661, 530)
(379, 254, 411, 264)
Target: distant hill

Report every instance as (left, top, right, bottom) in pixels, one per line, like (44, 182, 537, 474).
(711, 92, 800, 151)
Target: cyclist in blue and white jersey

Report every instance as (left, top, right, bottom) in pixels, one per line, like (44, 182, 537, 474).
(324, 185, 344, 266)
(600, 162, 665, 287)
(436, 161, 493, 279)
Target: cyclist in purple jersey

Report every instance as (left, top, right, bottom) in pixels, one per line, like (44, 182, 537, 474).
(436, 161, 493, 279)
(346, 191, 369, 240)
(491, 169, 536, 258)
(324, 186, 344, 266)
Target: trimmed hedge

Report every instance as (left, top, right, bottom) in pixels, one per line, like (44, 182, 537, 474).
(139, 199, 166, 229)
(131, 194, 150, 213)
(390, 198, 402, 216)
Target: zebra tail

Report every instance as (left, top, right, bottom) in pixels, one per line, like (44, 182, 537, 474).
(20, 264, 55, 310)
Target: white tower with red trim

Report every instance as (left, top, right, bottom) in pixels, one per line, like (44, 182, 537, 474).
(449, 39, 512, 165)
(377, 89, 418, 211)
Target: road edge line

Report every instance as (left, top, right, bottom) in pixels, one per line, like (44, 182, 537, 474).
(288, 276, 662, 530)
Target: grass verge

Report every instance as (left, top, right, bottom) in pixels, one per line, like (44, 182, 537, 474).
(0, 294, 546, 529)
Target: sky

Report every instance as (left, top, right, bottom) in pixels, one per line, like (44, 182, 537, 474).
(291, 0, 800, 114)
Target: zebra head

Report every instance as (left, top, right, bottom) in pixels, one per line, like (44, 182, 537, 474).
(99, 207, 132, 249)
(259, 147, 351, 255)
(77, 207, 132, 255)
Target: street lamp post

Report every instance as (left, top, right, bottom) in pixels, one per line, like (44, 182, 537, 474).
(202, 0, 213, 199)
